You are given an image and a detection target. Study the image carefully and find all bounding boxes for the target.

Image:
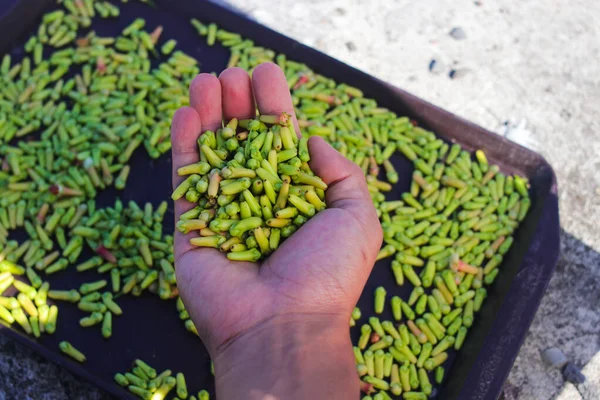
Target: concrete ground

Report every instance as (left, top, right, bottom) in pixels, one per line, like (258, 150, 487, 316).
(1, 0, 599, 399)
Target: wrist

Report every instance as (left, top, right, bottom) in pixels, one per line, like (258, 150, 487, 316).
(214, 313, 358, 400)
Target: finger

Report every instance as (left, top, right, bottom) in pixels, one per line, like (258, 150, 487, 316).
(171, 106, 202, 257)
(307, 136, 382, 242)
(172, 107, 202, 188)
(180, 73, 221, 257)
(251, 62, 300, 135)
(219, 67, 256, 121)
(189, 73, 223, 132)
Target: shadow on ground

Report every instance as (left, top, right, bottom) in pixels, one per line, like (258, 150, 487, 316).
(1, 230, 598, 399)
(0, 333, 114, 400)
(502, 229, 600, 400)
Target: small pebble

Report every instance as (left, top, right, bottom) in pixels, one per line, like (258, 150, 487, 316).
(449, 27, 467, 40)
(448, 68, 469, 80)
(541, 347, 568, 369)
(428, 59, 445, 74)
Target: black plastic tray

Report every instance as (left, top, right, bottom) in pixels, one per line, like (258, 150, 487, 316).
(0, 1, 560, 399)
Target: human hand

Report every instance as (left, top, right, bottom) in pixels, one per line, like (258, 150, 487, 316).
(171, 62, 382, 398)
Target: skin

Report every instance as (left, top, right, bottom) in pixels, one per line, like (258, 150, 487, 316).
(171, 62, 383, 400)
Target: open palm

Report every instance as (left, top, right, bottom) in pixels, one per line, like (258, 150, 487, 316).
(171, 63, 382, 358)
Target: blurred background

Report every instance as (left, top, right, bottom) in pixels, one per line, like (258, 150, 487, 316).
(0, 0, 599, 399)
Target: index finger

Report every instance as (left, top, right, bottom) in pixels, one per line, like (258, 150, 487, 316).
(171, 107, 203, 257)
(251, 62, 300, 136)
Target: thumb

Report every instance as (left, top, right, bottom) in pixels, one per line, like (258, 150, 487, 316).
(307, 136, 382, 240)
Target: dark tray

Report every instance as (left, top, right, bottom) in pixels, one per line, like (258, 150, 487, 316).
(0, 0, 560, 399)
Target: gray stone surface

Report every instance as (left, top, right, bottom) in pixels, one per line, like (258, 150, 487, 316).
(555, 383, 583, 400)
(0, 334, 112, 400)
(502, 233, 600, 399)
(577, 352, 600, 399)
(1, 0, 599, 399)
